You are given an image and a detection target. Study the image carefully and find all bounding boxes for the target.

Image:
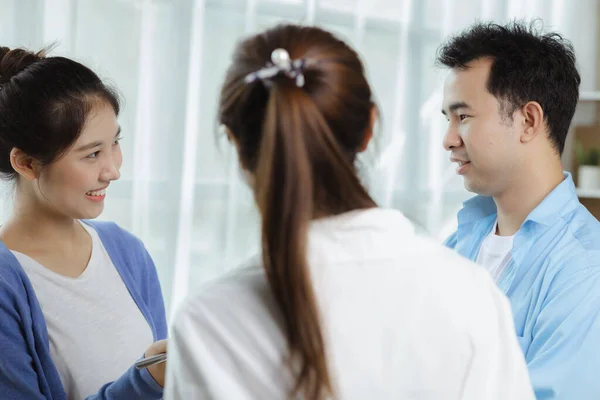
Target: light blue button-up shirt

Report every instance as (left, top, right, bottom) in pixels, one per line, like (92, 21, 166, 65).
(446, 173, 600, 400)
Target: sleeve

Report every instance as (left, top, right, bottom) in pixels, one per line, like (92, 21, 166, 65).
(84, 365, 163, 400)
(460, 270, 535, 400)
(0, 277, 50, 400)
(524, 266, 600, 400)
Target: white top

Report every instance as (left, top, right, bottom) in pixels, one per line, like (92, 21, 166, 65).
(475, 220, 514, 283)
(14, 222, 154, 400)
(165, 208, 534, 400)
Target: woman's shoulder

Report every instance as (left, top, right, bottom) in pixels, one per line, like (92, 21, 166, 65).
(174, 259, 275, 327)
(83, 219, 140, 243)
(392, 234, 505, 303)
(171, 259, 283, 351)
(0, 243, 32, 305)
(82, 219, 148, 257)
(189, 259, 269, 306)
(397, 236, 515, 339)
(82, 219, 155, 278)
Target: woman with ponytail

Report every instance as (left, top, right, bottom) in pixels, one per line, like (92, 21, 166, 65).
(165, 25, 534, 399)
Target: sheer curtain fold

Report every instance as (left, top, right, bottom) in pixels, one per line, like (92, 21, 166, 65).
(1, 0, 596, 315)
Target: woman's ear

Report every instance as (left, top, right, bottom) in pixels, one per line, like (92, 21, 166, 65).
(221, 124, 241, 150)
(222, 124, 254, 185)
(220, 124, 234, 142)
(358, 106, 378, 152)
(10, 148, 40, 181)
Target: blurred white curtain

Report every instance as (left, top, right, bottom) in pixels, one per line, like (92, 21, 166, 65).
(1, 0, 597, 316)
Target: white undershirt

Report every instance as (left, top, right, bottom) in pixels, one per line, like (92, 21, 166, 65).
(476, 220, 514, 283)
(13, 222, 154, 400)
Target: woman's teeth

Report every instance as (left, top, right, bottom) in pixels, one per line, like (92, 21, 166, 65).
(86, 189, 106, 197)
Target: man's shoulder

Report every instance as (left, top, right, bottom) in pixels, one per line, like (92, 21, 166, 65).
(560, 203, 600, 250)
(543, 204, 600, 272)
(563, 203, 600, 241)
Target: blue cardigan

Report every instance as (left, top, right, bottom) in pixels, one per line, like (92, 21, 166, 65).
(0, 220, 167, 399)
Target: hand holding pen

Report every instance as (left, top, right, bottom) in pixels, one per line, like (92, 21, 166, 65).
(138, 339, 168, 387)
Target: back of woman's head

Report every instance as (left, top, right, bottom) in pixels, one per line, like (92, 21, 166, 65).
(219, 24, 377, 398)
(0, 46, 120, 180)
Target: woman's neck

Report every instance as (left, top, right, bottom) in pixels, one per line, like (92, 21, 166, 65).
(0, 190, 82, 253)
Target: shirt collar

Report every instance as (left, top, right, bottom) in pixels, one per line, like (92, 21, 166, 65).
(458, 172, 579, 228)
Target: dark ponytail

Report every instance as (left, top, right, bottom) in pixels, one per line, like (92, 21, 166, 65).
(219, 24, 377, 398)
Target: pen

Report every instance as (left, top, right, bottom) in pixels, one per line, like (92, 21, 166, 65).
(135, 353, 167, 370)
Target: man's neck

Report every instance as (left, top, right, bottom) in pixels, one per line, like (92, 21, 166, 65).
(494, 164, 565, 237)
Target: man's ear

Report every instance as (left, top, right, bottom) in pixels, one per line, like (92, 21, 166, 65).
(10, 148, 40, 181)
(519, 101, 545, 144)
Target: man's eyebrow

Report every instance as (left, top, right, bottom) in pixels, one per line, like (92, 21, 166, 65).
(441, 102, 472, 115)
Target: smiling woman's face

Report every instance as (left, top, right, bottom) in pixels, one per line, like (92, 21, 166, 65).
(34, 101, 123, 220)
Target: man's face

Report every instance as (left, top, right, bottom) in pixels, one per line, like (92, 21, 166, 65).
(442, 57, 523, 197)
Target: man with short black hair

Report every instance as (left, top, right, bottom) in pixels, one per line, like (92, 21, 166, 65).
(439, 21, 600, 399)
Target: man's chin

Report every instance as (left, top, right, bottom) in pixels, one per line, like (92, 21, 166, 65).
(463, 179, 485, 196)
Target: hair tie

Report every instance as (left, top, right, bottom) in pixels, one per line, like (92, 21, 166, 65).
(244, 48, 310, 88)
